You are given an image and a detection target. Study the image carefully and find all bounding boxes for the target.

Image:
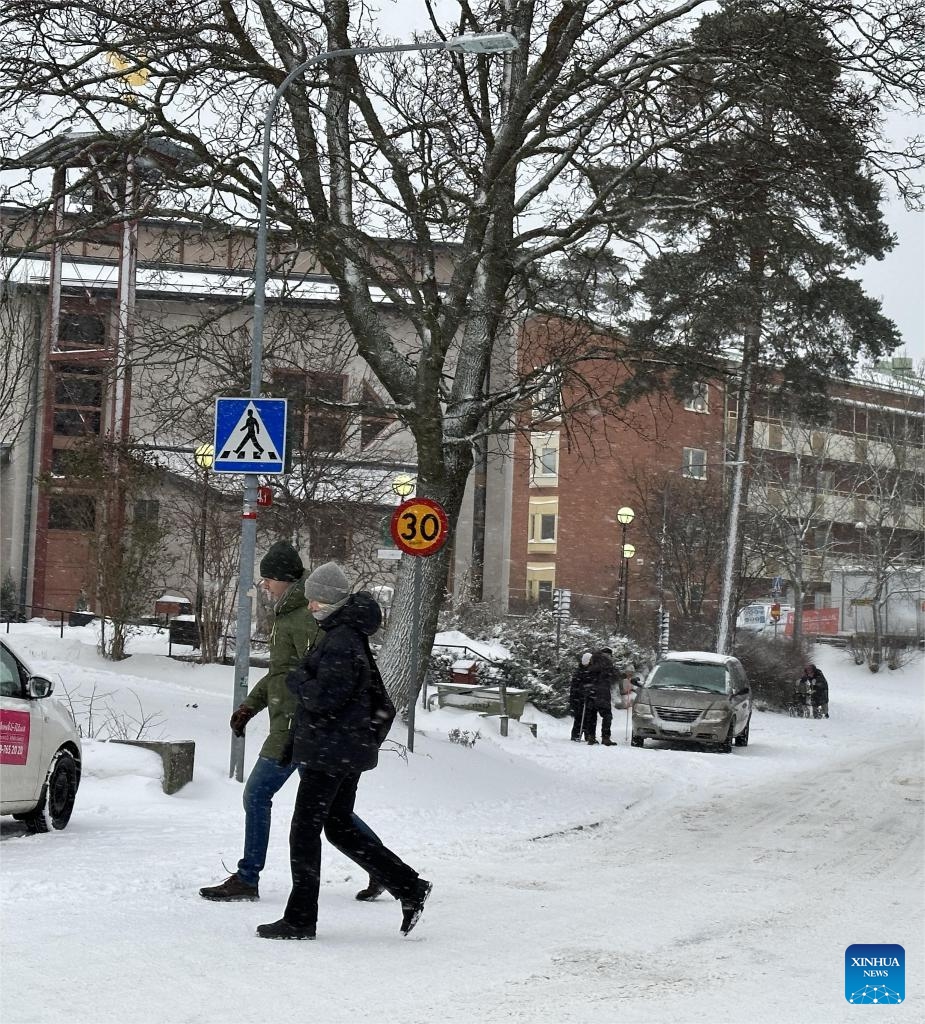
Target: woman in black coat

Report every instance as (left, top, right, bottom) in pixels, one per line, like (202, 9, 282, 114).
(799, 663, 830, 719)
(256, 562, 431, 941)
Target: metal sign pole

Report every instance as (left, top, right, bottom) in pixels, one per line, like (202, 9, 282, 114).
(407, 555, 422, 752)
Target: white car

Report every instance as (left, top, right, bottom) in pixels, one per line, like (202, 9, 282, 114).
(1, 638, 81, 832)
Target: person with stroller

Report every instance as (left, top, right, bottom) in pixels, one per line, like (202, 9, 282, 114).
(799, 663, 830, 719)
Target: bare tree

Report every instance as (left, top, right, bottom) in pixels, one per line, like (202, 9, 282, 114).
(623, 462, 727, 623)
(2, 0, 922, 703)
(748, 415, 859, 647)
(848, 407, 925, 668)
(0, 280, 41, 449)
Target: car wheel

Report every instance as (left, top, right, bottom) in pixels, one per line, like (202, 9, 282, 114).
(719, 722, 734, 754)
(20, 749, 79, 833)
(630, 734, 645, 748)
(734, 718, 750, 747)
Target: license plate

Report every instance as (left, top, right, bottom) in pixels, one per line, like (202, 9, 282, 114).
(660, 721, 691, 734)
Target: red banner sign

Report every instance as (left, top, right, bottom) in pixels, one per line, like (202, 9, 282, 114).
(784, 608, 840, 636)
(0, 710, 30, 765)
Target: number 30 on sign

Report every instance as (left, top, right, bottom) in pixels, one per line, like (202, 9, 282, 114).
(389, 497, 450, 557)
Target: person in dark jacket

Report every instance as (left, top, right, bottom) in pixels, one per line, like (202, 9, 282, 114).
(199, 544, 381, 903)
(256, 562, 431, 941)
(800, 663, 830, 719)
(583, 648, 617, 745)
(569, 652, 594, 741)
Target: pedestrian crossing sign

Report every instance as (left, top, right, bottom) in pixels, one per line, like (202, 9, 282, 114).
(212, 398, 287, 474)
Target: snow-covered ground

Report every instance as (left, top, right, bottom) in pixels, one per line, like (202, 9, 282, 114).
(1, 622, 922, 1024)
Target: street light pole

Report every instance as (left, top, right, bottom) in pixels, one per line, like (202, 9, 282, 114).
(615, 506, 635, 631)
(229, 32, 518, 780)
(622, 542, 636, 624)
(193, 443, 214, 632)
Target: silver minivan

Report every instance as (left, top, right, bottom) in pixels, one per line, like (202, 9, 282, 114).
(631, 651, 751, 753)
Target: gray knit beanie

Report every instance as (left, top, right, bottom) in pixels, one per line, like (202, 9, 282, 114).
(304, 561, 351, 604)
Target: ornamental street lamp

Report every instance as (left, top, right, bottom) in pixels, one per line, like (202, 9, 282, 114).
(615, 506, 635, 629)
(228, 30, 519, 781)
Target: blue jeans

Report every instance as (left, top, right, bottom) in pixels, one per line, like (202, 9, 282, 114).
(237, 756, 380, 886)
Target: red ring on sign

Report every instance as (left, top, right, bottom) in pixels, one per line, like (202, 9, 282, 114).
(389, 497, 450, 557)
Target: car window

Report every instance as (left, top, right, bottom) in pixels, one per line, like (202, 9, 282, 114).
(646, 660, 728, 694)
(733, 663, 749, 691)
(0, 646, 25, 698)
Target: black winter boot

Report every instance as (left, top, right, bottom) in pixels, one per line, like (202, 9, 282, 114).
(355, 878, 386, 901)
(601, 737, 616, 746)
(256, 918, 316, 940)
(199, 874, 259, 901)
(400, 879, 433, 936)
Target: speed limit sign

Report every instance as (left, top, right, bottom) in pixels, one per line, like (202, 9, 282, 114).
(390, 497, 450, 557)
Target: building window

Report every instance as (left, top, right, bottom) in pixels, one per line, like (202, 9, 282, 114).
(309, 513, 350, 562)
(526, 565, 556, 604)
(52, 364, 104, 438)
(48, 494, 96, 530)
(133, 500, 160, 527)
(682, 447, 707, 480)
(767, 423, 784, 450)
(529, 513, 557, 542)
(530, 367, 562, 424)
(359, 381, 395, 448)
(684, 382, 709, 413)
(57, 312, 106, 350)
(274, 370, 349, 454)
(530, 432, 559, 486)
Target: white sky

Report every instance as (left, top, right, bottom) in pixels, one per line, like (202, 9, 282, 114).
(856, 191, 925, 362)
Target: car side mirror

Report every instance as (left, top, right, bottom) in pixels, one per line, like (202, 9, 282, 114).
(28, 675, 55, 699)
(734, 686, 749, 696)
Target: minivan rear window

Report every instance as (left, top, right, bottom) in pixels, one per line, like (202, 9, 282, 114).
(646, 661, 728, 693)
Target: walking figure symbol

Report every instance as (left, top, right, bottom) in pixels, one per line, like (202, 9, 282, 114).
(235, 409, 264, 457)
(218, 403, 279, 462)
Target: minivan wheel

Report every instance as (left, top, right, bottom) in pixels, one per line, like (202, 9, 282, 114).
(19, 749, 79, 833)
(630, 734, 645, 748)
(734, 718, 750, 747)
(719, 722, 734, 754)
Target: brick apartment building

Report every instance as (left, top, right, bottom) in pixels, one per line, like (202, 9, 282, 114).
(505, 318, 924, 631)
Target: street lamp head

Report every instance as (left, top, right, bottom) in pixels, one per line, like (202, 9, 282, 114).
(622, 543, 636, 560)
(616, 506, 635, 526)
(445, 32, 519, 53)
(194, 443, 215, 470)
(392, 473, 416, 498)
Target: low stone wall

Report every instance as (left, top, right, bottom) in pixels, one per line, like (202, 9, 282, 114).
(112, 740, 195, 794)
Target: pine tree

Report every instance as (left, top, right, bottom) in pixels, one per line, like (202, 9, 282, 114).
(626, 2, 901, 648)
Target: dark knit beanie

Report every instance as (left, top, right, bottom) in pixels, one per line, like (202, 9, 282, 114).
(304, 561, 350, 604)
(259, 541, 304, 582)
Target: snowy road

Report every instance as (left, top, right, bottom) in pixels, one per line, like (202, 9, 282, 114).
(1, 626, 922, 1024)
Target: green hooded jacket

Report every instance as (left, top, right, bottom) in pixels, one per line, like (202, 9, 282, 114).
(242, 583, 317, 760)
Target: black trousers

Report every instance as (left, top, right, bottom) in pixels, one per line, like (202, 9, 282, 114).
(584, 706, 612, 741)
(284, 769, 419, 929)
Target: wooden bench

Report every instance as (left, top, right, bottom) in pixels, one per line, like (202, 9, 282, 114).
(432, 682, 537, 735)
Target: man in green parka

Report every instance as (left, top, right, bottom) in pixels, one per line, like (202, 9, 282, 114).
(200, 542, 384, 903)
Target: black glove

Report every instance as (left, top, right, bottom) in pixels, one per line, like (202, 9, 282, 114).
(230, 704, 256, 737)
